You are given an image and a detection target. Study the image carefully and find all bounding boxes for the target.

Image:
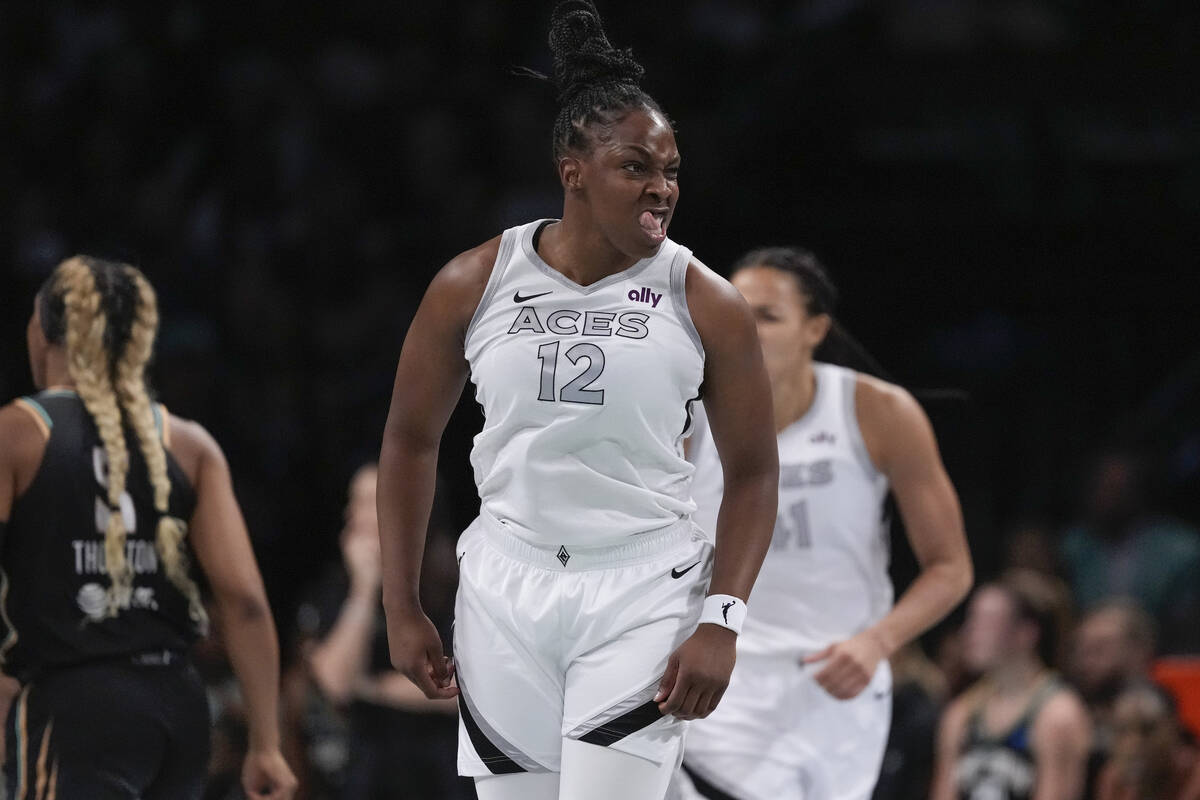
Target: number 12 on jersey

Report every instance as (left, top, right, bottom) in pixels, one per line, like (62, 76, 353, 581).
(537, 341, 606, 405)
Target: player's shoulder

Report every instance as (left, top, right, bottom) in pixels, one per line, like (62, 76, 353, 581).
(1032, 684, 1090, 741)
(937, 689, 975, 745)
(424, 234, 505, 327)
(683, 256, 753, 347)
(853, 373, 934, 444)
(684, 256, 739, 304)
(438, 235, 504, 289)
(0, 398, 52, 445)
(0, 399, 52, 484)
(162, 411, 225, 481)
(853, 372, 920, 420)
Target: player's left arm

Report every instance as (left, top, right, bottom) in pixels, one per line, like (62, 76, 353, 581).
(805, 378, 972, 698)
(656, 260, 778, 721)
(1030, 691, 1092, 800)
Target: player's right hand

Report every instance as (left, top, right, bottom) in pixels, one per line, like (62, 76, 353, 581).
(655, 623, 736, 720)
(241, 747, 298, 800)
(386, 607, 459, 700)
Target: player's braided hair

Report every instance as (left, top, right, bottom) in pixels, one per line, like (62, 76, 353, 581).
(732, 247, 892, 380)
(115, 268, 208, 633)
(38, 257, 205, 629)
(518, 1, 667, 161)
(51, 258, 136, 616)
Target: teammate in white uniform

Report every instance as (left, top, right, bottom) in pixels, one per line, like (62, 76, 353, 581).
(377, 5, 779, 800)
(674, 247, 974, 800)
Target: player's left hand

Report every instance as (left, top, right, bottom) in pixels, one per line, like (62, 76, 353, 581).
(802, 629, 889, 699)
(242, 747, 299, 800)
(655, 623, 736, 720)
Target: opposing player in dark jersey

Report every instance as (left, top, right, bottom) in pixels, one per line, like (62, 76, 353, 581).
(931, 571, 1091, 800)
(0, 256, 296, 799)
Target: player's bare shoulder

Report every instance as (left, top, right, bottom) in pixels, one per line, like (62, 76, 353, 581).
(684, 257, 752, 346)
(426, 235, 504, 338)
(0, 400, 50, 491)
(684, 257, 741, 307)
(854, 373, 936, 466)
(161, 412, 226, 488)
(1031, 686, 1091, 746)
(854, 373, 922, 425)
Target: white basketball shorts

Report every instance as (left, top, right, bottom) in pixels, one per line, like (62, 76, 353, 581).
(454, 511, 713, 777)
(673, 653, 892, 800)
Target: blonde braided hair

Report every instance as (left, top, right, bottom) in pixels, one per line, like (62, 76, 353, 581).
(114, 267, 208, 633)
(56, 257, 133, 616)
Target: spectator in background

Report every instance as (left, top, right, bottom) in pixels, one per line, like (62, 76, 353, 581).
(871, 642, 949, 800)
(931, 570, 1091, 800)
(298, 465, 470, 800)
(1070, 599, 1158, 755)
(1095, 683, 1200, 800)
(1061, 448, 1200, 654)
(1001, 518, 1061, 578)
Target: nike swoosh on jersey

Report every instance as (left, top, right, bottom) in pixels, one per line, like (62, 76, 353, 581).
(671, 560, 702, 579)
(513, 290, 553, 303)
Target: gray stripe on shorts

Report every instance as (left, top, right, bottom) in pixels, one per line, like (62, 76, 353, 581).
(564, 680, 662, 743)
(457, 678, 549, 772)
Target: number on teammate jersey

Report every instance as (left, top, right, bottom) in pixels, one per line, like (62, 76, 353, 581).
(772, 499, 811, 550)
(92, 446, 136, 534)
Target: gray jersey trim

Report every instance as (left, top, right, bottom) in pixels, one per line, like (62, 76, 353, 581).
(841, 368, 883, 478)
(521, 219, 661, 295)
(464, 226, 520, 349)
(669, 247, 704, 357)
(457, 677, 550, 772)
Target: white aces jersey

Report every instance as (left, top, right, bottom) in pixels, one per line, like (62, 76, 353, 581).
(689, 362, 893, 657)
(464, 219, 705, 547)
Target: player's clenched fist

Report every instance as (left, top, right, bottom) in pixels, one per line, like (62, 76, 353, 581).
(386, 606, 458, 700)
(656, 624, 737, 720)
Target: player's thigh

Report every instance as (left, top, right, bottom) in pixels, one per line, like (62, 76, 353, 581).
(474, 771, 560, 800)
(561, 538, 710, 767)
(142, 664, 210, 800)
(795, 660, 892, 800)
(455, 525, 565, 775)
(559, 737, 678, 800)
(5, 665, 165, 800)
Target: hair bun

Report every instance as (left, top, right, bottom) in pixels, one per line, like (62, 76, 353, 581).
(549, 0, 644, 102)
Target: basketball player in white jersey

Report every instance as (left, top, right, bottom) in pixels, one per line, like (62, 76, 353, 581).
(377, 4, 778, 800)
(674, 247, 974, 800)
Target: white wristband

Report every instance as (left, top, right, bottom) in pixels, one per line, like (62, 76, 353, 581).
(700, 594, 746, 635)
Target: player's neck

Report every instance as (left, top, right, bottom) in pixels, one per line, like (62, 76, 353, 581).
(773, 363, 816, 432)
(545, 214, 640, 286)
(40, 350, 73, 391)
(989, 655, 1044, 696)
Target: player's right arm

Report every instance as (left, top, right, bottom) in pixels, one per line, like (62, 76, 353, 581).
(930, 695, 969, 800)
(0, 402, 41, 764)
(378, 238, 498, 701)
(1030, 691, 1091, 800)
(170, 418, 297, 800)
(0, 401, 48, 525)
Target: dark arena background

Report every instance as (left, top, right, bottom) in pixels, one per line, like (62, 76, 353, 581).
(1, 3, 1198, 799)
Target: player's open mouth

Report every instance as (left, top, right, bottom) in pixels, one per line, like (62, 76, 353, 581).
(638, 208, 669, 243)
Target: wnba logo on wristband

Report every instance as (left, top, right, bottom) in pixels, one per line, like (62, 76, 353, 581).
(702, 595, 745, 634)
